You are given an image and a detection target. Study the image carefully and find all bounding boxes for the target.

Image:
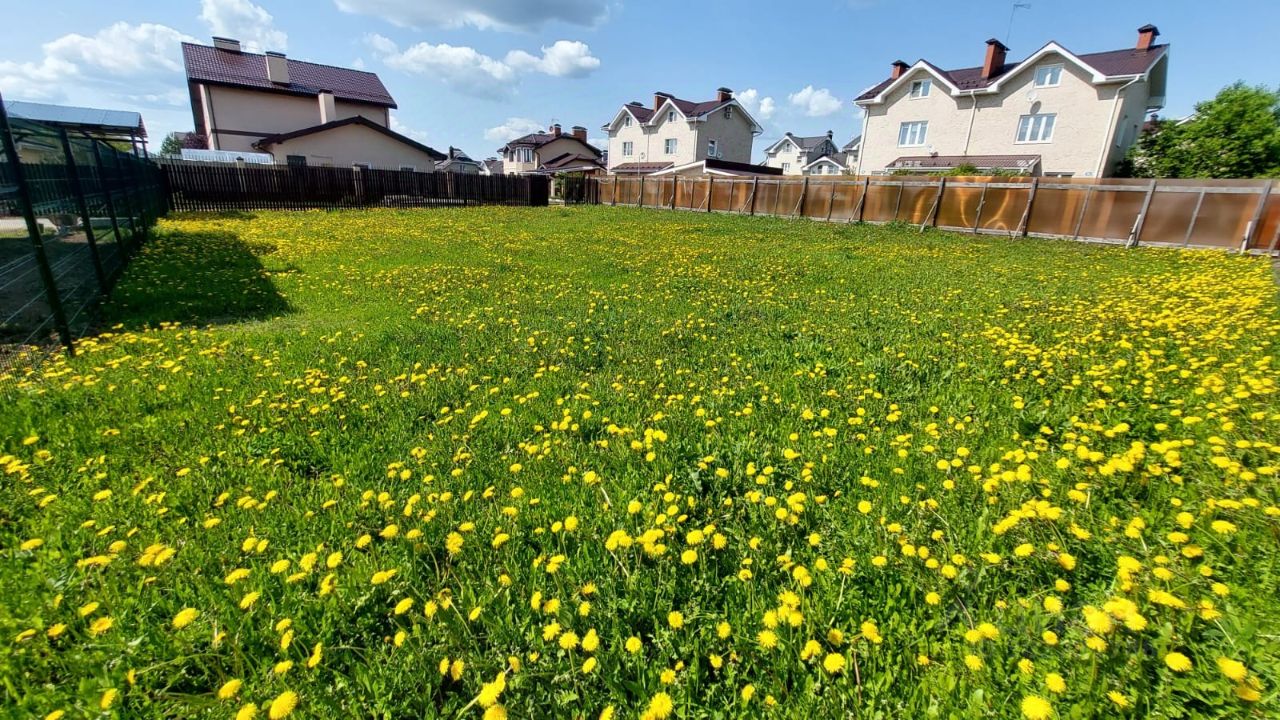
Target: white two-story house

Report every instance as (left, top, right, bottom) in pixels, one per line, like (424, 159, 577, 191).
(762, 131, 848, 175)
(602, 88, 763, 174)
(854, 24, 1169, 177)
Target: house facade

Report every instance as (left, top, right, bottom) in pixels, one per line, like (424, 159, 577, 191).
(182, 37, 441, 169)
(439, 147, 482, 174)
(762, 131, 847, 175)
(602, 88, 762, 174)
(854, 25, 1168, 177)
(497, 124, 602, 175)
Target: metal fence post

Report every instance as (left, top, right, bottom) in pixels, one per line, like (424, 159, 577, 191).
(91, 140, 127, 256)
(921, 177, 944, 231)
(108, 146, 142, 252)
(748, 177, 758, 216)
(971, 182, 988, 233)
(1242, 180, 1273, 253)
(795, 176, 808, 218)
(1071, 185, 1093, 241)
(0, 99, 75, 353)
(1018, 178, 1039, 237)
(1126, 179, 1157, 249)
(706, 176, 713, 212)
(1182, 189, 1206, 247)
(58, 128, 107, 292)
(854, 177, 869, 224)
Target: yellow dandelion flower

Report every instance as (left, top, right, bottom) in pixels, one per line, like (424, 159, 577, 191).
(268, 690, 298, 719)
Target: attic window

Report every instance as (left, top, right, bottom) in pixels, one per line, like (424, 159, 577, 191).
(909, 79, 931, 98)
(1034, 65, 1063, 88)
(724, 106, 733, 119)
(624, 115, 632, 127)
(667, 110, 676, 123)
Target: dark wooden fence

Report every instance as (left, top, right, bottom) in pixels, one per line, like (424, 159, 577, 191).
(161, 160, 549, 211)
(589, 175, 1280, 253)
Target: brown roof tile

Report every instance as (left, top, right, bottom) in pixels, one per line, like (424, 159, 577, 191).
(183, 42, 396, 107)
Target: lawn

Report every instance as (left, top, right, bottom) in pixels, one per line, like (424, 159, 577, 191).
(2, 206, 1279, 719)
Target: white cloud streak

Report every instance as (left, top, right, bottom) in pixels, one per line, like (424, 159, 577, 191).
(334, 0, 609, 31)
(788, 85, 843, 117)
(199, 0, 288, 52)
(368, 34, 600, 97)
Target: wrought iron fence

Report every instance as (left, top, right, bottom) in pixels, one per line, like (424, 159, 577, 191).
(0, 94, 166, 367)
(590, 175, 1280, 253)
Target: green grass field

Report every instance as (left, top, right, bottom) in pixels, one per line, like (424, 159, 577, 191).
(3, 206, 1279, 719)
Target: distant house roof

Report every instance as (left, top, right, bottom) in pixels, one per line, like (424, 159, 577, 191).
(855, 37, 1168, 103)
(763, 132, 838, 163)
(610, 161, 675, 175)
(804, 153, 848, 170)
(537, 152, 605, 173)
(4, 100, 146, 139)
(888, 154, 1041, 172)
(182, 41, 396, 107)
(439, 146, 481, 170)
(483, 158, 504, 174)
(650, 158, 784, 177)
(499, 131, 601, 157)
(607, 92, 764, 135)
(252, 116, 444, 160)
(841, 135, 861, 153)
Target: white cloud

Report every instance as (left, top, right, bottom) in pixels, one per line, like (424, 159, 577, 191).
(0, 22, 196, 103)
(788, 85, 843, 117)
(736, 88, 775, 121)
(368, 34, 599, 97)
(334, 0, 609, 31)
(390, 115, 431, 143)
(484, 117, 545, 143)
(503, 40, 599, 78)
(199, 0, 288, 52)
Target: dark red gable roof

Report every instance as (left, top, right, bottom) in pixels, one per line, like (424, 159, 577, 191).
(855, 42, 1168, 101)
(499, 133, 602, 157)
(183, 42, 396, 108)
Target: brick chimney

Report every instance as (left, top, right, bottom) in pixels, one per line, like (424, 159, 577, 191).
(826, 130, 833, 140)
(318, 91, 336, 124)
(1136, 24, 1160, 51)
(212, 36, 241, 52)
(654, 92, 671, 111)
(550, 123, 562, 137)
(890, 60, 909, 80)
(571, 126, 587, 142)
(716, 87, 733, 103)
(982, 39, 1008, 80)
(265, 51, 290, 85)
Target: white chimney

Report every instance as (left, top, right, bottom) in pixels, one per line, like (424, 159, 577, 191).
(318, 91, 336, 124)
(212, 37, 241, 52)
(265, 51, 290, 85)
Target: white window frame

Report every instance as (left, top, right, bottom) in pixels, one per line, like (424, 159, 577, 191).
(1034, 64, 1063, 88)
(622, 141, 634, 157)
(1016, 113, 1056, 144)
(707, 139, 718, 157)
(666, 110, 676, 123)
(664, 138, 677, 155)
(623, 115, 632, 127)
(782, 162, 791, 172)
(723, 106, 733, 119)
(517, 147, 533, 163)
(909, 79, 931, 99)
(897, 121, 928, 147)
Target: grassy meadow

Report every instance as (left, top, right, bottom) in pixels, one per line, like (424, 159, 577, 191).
(2, 206, 1279, 719)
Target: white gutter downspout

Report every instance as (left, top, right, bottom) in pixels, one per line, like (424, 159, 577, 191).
(854, 105, 868, 176)
(1094, 75, 1142, 177)
(961, 90, 981, 156)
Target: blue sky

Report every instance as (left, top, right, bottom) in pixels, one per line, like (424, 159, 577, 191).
(3, 0, 1278, 160)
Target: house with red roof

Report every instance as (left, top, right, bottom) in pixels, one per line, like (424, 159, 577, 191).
(182, 37, 443, 170)
(601, 88, 763, 175)
(853, 24, 1169, 178)
(497, 123, 604, 176)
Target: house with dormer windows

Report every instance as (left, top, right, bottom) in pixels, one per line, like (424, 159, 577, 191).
(854, 24, 1169, 177)
(762, 131, 848, 176)
(602, 88, 763, 175)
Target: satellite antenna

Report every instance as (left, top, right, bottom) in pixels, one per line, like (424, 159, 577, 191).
(1006, 2, 1031, 45)
(1026, 90, 1039, 104)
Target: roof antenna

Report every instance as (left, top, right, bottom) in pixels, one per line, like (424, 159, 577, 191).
(1006, 2, 1031, 45)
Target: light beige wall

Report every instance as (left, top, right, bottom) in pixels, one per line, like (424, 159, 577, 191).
(764, 139, 807, 174)
(264, 123, 437, 170)
(605, 102, 755, 171)
(537, 137, 595, 166)
(859, 53, 1151, 177)
(202, 84, 388, 152)
(695, 108, 755, 163)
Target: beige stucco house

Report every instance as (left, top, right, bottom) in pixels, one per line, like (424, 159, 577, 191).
(602, 88, 763, 174)
(762, 131, 848, 176)
(854, 24, 1169, 177)
(497, 124, 603, 175)
(182, 37, 442, 169)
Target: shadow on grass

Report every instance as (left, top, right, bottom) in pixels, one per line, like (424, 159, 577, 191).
(102, 228, 292, 329)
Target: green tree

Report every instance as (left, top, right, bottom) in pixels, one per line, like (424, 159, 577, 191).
(1121, 82, 1280, 178)
(159, 132, 183, 157)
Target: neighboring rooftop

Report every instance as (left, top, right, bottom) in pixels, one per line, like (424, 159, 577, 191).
(252, 116, 444, 160)
(856, 25, 1168, 102)
(499, 124, 601, 156)
(182, 39, 396, 107)
(4, 100, 146, 139)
